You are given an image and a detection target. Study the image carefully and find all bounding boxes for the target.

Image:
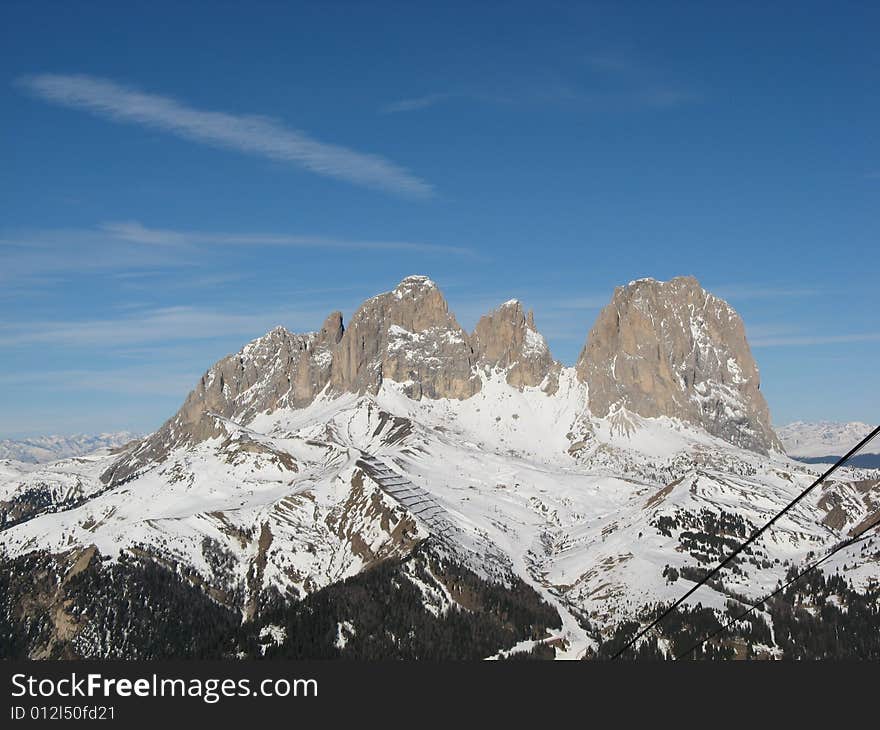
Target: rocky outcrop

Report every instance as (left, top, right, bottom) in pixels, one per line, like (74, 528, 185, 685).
(103, 273, 783, 485)
(575, 276, 782, 454)
(103, 277, 481, 484)
(102, 317, 342, 485)
(185, 314, 342, 426)
(471, 300, 559, 391)
(330, 275, 480, 400)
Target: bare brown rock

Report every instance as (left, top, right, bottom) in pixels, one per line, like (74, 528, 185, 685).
(330, 275, 480, 399)
(471, 299, 558, 391)
(103, 274, 782, 485)
(575, 276, 781, 453)
(102, 317, 340, 485)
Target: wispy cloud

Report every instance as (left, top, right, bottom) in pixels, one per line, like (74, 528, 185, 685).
(0, 305, 331, 348)
(382, 78, 697, 115)
(111, 270, 250, 291)
(101, 221, 476, 256)
(585, 51, 700, 110)
(18, 73, 434, 198)
(0, 367, 197, 397)
(0, 227, 187, 285)
(0, 222, 476, 291)
(636, 87, 699, 109)
(381, 93, 459, 114)
(586, 52, 635, 74)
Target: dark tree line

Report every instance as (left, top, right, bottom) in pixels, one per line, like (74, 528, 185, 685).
(0, 543, 561, 660)
(767, 567, 880, 659)
(591, 607, 735, 661)
(0, 550, 244, 659)
(4, 539, 876, 661)
(593, 560, 880, 660)
(255, 546, 561, 660)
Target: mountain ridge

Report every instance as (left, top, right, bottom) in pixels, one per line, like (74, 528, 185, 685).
(5, 274, 877, 660)
(0, 432, 139, 464)
(776, 421, 880, 467)
(103, 273, 781, 488)
(776, 420, 878, 457)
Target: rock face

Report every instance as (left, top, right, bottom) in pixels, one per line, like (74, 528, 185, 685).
(471, 300, 558, 391)
(331, 275, 480, 400)
(102, 317, 342, 485)
(104, 273, 783, 485)
(575, 276, 782, 454)
(103, 277, 480, 484)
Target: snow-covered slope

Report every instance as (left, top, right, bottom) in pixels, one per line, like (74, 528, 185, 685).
(2, 275, 877, 659)
(0, 432, 138, 464)
(2, 370, 876, 657)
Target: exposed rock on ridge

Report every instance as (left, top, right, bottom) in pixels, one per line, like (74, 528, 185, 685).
(575, 276, 782, 454)
(471, 299, 559, 392)
(330, 275, 480, 400)
(102, 316, 342, 485)
(103, 273, 783, 486)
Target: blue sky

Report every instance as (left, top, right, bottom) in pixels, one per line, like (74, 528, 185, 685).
(1, 1, 878, 437)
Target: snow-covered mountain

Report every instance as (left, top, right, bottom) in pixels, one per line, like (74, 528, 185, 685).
(776, 421, 879, 468)
(1, 275, 877, 660)
(777, 421, 878, 458)
(0, 432, 139, 464)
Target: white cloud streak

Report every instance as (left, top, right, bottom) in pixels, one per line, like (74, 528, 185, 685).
(0, 367, 198, 397)
(19, 73, 434, 198)
(0, 305, 330, 347)
(100, 221, 476, 256)
(381, 93, 459, 114)
(0, 222, 476, 290)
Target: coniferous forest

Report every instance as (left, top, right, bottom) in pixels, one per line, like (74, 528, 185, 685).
(0, 543, 561, 660)
(1, 541, 877, 660)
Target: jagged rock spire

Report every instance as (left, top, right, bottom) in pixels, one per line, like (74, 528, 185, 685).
(330, 275, 480, 399)
(471, 299, 559, 391)
(103, 273, 784, 486)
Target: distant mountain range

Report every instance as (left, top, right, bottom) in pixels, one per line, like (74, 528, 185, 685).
(0, 432, 139, 464)
(776, 421, 879, 468)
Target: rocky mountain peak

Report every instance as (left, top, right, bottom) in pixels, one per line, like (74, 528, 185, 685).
(319, 310, 345, 345)
(394, 274, 437, 293)
(330, 275, 480, 400)
(471, 299, 558, 391)
(102, 273, 786, 486)
(387, 275, 448, 330)
(575, 275, 781, 453)
(102, 320, 338, 485)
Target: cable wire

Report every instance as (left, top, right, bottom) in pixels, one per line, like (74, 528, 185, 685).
(611, 423, 880, 659)
(673, 509, 880, 659)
